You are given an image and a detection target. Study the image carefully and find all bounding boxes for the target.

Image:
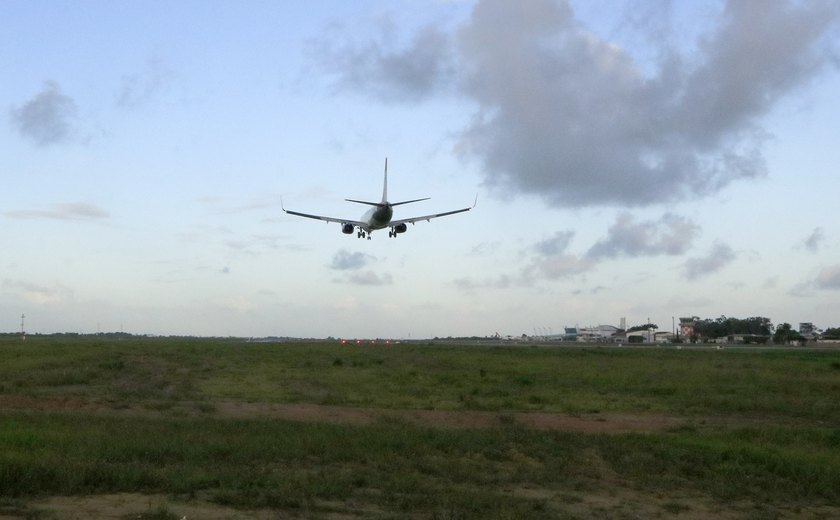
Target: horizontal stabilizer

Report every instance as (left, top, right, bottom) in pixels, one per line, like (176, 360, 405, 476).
(345, 199, 383, 207)
(389, 197, 430, 207)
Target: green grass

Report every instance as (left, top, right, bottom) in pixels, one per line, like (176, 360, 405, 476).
(2, 335, 839, 421)
(2, 412, 839, 515)
(2, 335, 840, 517)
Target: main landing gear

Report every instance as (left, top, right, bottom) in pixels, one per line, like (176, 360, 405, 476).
(357, 230, 371, 240)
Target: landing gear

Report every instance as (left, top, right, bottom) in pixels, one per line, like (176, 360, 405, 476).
(357, 230, 366, 239)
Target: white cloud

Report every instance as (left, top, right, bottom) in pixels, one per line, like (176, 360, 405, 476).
(347, 271, 393, 286)
(815, 265, 840, 289)
(2, 280, 75, 306)
(452, 274, 513, 291)
(330, 249, 375, 270)
(3, 203, 109, 221)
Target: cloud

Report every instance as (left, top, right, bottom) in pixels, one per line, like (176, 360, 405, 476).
(453, 231, 591, 290)
(801, 227, 825, 252)
(523, 230, 596, 280)
(347, 271, 393, 286)
(586, 213, 699, 259)
(9, 81, 78, 146)
(330, 249, 374, 270)
(329, 250, 389, 285)
(763, 276, 779, 289)
(683, 241, 736, 280)
(533, 230, 575, 256)
(666, 295, 714, 309)
(3, 203, 109, 221)
(307, 20, 454, 102)
(469, 240, 502, 256)
(456, 214, 700, 290)
(2, 279, 75, 305)
(453, 274, 513, 291)
(211, 295, 256, 313)
(455, 0, 840, 207)
(524, 253, 596, 281)
(117, 58, 174, 108)
(311, 0, 840, 207)
(814, 265, 840, 289)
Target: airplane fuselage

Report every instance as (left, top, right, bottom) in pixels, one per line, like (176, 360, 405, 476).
(363, 204, 393, 230)
(281, 158, 474, 240)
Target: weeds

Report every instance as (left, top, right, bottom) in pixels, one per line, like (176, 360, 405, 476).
(133, 503, 180, 520)
(2, 336, 840, 517)
(3, 336, 840, 423)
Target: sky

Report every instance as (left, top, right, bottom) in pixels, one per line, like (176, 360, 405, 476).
(2, 0, 840, 338)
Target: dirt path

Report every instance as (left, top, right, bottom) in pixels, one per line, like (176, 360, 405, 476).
(0, 393, 684, 433)
(213, 400, 685, 433)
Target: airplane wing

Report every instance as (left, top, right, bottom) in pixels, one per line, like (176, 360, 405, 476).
(389, 196, 476, 227)
(281, 202, 367, 228)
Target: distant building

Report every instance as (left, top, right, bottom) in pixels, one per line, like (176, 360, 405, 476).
(625, 330, 651, 343)
(624, 328, 661, 343)
(577, 325, 621, 342)
(679, 317, 698, 340)
(654, 331, 675, 343)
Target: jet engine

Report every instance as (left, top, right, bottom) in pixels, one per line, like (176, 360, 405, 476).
(341, 223, 354, 234)
(393, 223, 407, 234)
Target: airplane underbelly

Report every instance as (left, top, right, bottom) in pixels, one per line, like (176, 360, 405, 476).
(366, 207, 392, 229)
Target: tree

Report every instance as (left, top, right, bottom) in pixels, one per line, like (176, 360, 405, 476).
(823, 327, 840, 340)
(693, 316, 728, 340)
(627, 323, 658, 333)
(692, 315, 772, 342)
(773, 323, 803, 345)
(734, 316, 772, 336)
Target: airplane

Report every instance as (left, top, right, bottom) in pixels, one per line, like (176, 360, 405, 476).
(281, 159, 475, 239)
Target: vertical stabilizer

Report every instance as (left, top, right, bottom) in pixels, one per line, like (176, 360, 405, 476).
(382, 157, 388, 203)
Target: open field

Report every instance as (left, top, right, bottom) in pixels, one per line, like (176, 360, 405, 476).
(1, 335, 839, 519)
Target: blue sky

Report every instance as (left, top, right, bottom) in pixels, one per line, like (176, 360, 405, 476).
(2, 0, 840, 338)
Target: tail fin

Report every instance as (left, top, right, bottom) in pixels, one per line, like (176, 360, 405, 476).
(382, 157, 388, 203)
(345, 157, 429, 207)
(382, 158, 430, 207)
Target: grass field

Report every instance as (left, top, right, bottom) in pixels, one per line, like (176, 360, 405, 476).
(1, 335, 839, 519)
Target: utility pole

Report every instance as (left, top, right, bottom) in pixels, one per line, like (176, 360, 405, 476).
(21, 313, 26, 341)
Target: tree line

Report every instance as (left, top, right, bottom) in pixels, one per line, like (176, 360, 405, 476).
(683, 316, 840, 344)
